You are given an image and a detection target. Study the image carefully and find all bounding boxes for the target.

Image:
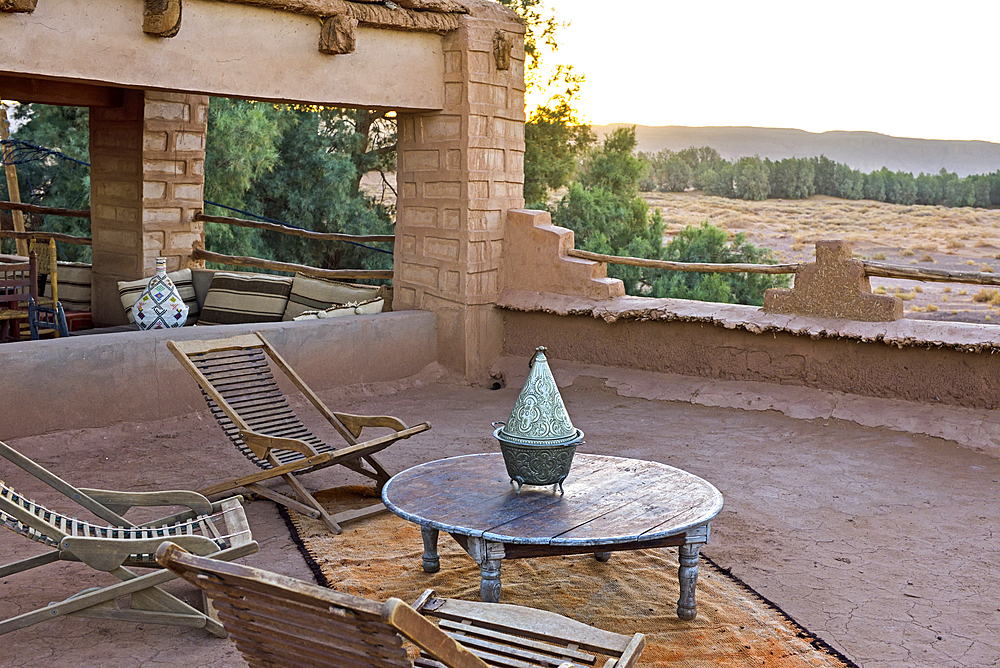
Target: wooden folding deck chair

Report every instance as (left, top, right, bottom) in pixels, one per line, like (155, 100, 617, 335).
(0, 440, 259, 637)
(168, 333, 431, 535)
(157, 542, 646, 668)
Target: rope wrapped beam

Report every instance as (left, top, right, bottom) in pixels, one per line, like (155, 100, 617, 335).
(192, 248, 393, 280)
(211, 0, 463, 32)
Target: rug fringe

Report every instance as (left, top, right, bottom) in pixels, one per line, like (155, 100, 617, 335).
(702, 554, 862, 668)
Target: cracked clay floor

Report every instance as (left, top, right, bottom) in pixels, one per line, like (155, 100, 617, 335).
(2, 362, 997, 668)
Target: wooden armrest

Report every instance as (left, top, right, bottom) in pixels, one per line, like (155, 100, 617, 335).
(77, 488, 213, 517)
(333, 412, 409, 438)
(239, 430, 317, 460)
(383, 598, 489, 668)
(59, 534, 221, 572)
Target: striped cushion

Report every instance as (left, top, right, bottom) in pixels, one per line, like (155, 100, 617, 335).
(43, 262, 91, 312)
(281, 273, 381, 321)
(197, 272, 293, 326)
(118, 268, 199, 326)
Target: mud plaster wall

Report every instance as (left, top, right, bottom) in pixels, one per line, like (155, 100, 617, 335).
(502, 311, 1000, 411)
(0, 312, 437, 439)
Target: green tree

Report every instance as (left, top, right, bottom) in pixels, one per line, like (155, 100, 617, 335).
(552, 127, 664, 294)
(651, 222, 789, 305)
(497, 0, 594, 206)
(6, 104, 91, 260)
(734, 156, 769, 200)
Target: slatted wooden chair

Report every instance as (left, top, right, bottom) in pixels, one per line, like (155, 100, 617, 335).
(0, 252, 36, 343)
(0, 439, 259, 637)
(168, 332, 431, 535)
(157, 542, 647, 668)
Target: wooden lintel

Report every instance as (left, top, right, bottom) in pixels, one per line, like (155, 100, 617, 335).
(0, 0, 38, 13)
(143, 0, 183, 38)
(319, 14, 357, 54)
(0, 74, 124, 107)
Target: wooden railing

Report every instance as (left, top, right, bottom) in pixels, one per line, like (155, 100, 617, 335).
(567, 248, 1000, 287)
(0, 202, 394, 279)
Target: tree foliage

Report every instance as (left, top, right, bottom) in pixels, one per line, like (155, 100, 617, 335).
(4, 104, 91, 260)
(497, 0, 593, 206)
(651, 222, 789, 306)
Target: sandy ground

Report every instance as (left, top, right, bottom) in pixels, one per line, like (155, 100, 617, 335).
(647, 191, 1000, 325)
(2, 362, 998, 668)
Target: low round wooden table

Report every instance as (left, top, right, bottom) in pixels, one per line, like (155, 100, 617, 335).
(382, 453, 723, 620)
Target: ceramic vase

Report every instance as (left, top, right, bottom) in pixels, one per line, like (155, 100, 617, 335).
(131, 258, 188, 329)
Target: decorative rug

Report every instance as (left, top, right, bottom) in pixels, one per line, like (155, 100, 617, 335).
(284, 487, 858, 668)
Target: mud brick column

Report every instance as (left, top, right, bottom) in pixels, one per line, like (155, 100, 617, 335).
(394, 3, 525, 382)
(90, 90, 207, 325)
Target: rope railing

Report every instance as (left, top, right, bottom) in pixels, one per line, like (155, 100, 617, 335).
(567, 248, 1000, 287)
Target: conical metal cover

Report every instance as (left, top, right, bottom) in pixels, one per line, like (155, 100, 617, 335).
(499, 347, 579, 446)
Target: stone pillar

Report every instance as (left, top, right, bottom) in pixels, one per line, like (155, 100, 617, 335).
(90, 90, 207, 325)
(394, 2, 525, 382)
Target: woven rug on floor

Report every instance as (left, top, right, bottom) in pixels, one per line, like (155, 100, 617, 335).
(283, 486, 857, 668)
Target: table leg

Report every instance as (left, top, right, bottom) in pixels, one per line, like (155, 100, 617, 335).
(467, 537, 505, 603)
(480, 558, 502, 603)
(421, 527, 440, 573)
(676, 543, 701, 620)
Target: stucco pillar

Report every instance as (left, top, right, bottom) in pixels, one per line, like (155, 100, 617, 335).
(394, 3, 525, 383)
(89, 90, 207, 325)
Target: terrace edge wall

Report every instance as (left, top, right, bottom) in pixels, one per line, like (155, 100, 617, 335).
(0, 311, 437, 439)
(500, 310, 1000, 411)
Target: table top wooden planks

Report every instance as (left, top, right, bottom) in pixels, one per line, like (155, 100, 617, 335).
(382, 454, 723, 547)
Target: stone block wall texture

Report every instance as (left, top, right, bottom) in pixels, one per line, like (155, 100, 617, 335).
(394, 2, 525, 381)
(89, 90, 207, 325)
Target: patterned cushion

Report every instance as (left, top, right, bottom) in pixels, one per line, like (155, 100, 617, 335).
(197, 272, 293, 326)
(281, 273, 381, 321)
(44, 262, 91, 312)
(118, 268, 199, 326)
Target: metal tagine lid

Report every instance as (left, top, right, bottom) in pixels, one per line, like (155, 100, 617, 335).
(498, 347, 579, 446)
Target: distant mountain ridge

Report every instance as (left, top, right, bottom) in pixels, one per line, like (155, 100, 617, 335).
(593, 125, 1000, 178)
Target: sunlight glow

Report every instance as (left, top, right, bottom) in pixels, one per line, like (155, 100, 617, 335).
(535, 0, 1000, 143)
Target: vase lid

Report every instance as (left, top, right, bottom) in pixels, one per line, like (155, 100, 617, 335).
(498, 347, 577, 445)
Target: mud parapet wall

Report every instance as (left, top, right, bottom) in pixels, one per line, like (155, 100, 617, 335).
(0, 312, 437, 439)
(497, 292, 1000, 411)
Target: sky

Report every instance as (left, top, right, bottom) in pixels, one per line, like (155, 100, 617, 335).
(533, 1, 1000, 143)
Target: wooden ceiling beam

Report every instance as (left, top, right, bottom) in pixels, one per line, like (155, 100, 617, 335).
(0, 74, 124, 107)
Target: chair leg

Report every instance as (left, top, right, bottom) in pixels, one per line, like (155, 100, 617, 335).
(282, 473, 343, 535)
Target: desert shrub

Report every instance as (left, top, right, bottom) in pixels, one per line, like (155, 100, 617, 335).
(650, 222, 789, 306)
(972, 288, 998, 303)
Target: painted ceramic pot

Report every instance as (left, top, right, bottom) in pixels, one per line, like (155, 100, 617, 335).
(131, 258, 188, 330)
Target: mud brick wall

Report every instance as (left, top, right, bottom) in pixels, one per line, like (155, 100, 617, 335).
(394, 5, 525, 382)
(89, 90, 207, 325)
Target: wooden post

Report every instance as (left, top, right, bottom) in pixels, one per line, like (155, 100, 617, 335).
(0, 100, 28, 257)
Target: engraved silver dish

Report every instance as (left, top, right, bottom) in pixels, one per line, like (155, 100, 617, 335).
(493, 346, 584, 493)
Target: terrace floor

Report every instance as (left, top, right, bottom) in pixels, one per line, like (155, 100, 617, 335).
(2, 361, 997, 668)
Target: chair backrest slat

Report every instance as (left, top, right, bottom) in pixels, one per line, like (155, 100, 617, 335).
(161, 549, 415, 668)
(178, 342, 326, 471)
